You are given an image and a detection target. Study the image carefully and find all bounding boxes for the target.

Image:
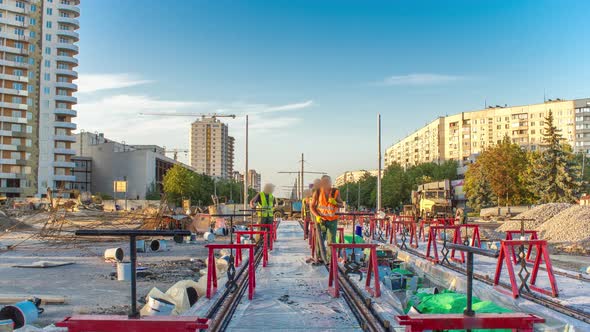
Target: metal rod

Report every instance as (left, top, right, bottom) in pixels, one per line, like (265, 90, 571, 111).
(464, 251, 474, 317)
(129, 235, 138, 318)
(377, 113, 382, 212)
(244, 115, 249, 222)
(445, 243, 499, 258)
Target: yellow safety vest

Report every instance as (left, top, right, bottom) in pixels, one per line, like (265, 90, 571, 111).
(258, 192, 274, 218)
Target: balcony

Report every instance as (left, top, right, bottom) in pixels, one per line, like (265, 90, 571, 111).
(56, 55, 79, 65)
(54, 148, 76, 155)
(0, 73, 28, 82)
(54, 175, 76, 182)
(54, 121, 77, 130)
(54, 108, 77, 117)
(0, 159, 17, 165)
(53, 161, 76, 168)
(0, 144, 18, 151)
(56, 43, 79, 54)
(0, 45, 28, 55)
(55, 95, 77, 103)
(0, 172, 26, 179)
(0, 102, 28, 110)
(0, 17, 29, 28)
(0, 116, 27, 124)
(0, 3, 26, 14)
(0, 32, 30, 42)
(55, 68, 78, 78)
(0, 59, 30, 69)
(56, 82, 78, 91)
(54, 134, 76, 142)
(0, 88, 28, 96)
(57, 17, 80, 28)
(57, 4, 80, 17)
(57, 30, 79, 41)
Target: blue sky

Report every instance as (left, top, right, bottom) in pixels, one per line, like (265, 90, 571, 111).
(75, 1, 590, 196)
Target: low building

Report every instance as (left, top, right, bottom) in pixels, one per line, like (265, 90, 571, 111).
(248, 169, 261, 192)
(71, 156, 92, 192)
(74, 132, 195, 199)
(335, 170, 379, 187)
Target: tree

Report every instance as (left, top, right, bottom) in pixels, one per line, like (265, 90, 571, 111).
(464, 162, 495, 211)
(469, 136, 530, 206)
(162, 165, 198, 205)
(381, 163, 410, 210)
(529, 110, 581, 203)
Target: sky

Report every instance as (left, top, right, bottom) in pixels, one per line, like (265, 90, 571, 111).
(75, 0, 590, 197)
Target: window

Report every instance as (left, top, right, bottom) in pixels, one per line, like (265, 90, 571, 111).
(12, 96, 22, 104)
(44, 73, 50, 81)
(46, 8, 53, 15)
(14, 28, 24, 36)
(31, 4, 36, 11)
(57, 63, 69, 69)
(10, 138, 20, 145)
(27, 85, 33, 93)
(44, 59, 50, 67)
(14, 69, 23, 76)
(58, 37, 69, 43)
(14, 55, 24, 63)
(14, 42, 23, 49)
(10, 152, 20, 159)
(46, 21, 52, 28)
(45, 34, 52, 41)
(29, 18, 36, 25)
(43, 87, 50, 95)
(28, 44, 34, 52)
(13, 83, 23, 90)
(15, 15, 25, 22)
(16, 1, 25, 9)
(29, 31, 35, 38)
(11, 124, 22, 132)
(45, 47, 51, 55)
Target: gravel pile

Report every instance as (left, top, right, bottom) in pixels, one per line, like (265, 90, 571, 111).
(495, 203, 572, 232)
(537, 205, 590, 242)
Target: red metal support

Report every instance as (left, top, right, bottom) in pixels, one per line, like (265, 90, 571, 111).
(395, 313, 544, 332)
(205, 243, 257, 300)
(425, 225, 461, 263)
(235, 231, 269, 267)
(303, 218, 310, 240)
(493, 240, 558, 298)
(458, 224, 482, 248)
(56, 315, 210, 332)
(309, 224, 317, 259)
(328, 243, 380, 298)
(505, 230, 539, 263)
(389, 220, 418, 248)
(250, 223, 274, 250)
(336, 227, 345, 258)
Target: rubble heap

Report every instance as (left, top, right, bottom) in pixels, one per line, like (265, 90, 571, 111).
(495, 203, 572, 232)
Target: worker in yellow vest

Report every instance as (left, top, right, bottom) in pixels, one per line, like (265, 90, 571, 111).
(249, 184, 276, 243)
(310, 175, 343, 264)
(301, 189, 312, 239)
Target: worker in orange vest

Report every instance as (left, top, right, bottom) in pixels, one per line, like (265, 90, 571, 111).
(310, 175, 343, 264)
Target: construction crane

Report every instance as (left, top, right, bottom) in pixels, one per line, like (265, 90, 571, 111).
(139, 112, 237, 120)
(164, 149, 189, 161)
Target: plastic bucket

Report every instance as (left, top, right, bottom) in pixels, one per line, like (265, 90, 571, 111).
(136, 240, 146, 253)
(104, 248, 124, 262)
(144, 296, 175, 316)
(117, 262, 131, 281)
(0, 300, 39, 329)
(203, 232, 215, 242)
(355, 225, 363, 237)
(150, 239, 167, 252)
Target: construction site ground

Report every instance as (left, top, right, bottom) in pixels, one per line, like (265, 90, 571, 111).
(0, 211, 229, 327)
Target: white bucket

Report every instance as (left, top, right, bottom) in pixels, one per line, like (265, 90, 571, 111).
(203, 232, 215, 242)
(144, 296, 175, 316)
(150, 239, 167, 252)
(104, 248, 124, 262)
(0, 319, 12, 332)
(117, 262, 131, 281)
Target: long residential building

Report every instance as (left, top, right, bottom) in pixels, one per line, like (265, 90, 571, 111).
(385, 98, 590, 168)
(335, 170, 379, 187)
(0, 0, 80, 197)
(189, 116, 234, 179)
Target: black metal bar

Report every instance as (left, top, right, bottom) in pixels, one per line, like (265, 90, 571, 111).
(211, 214, 251, 217)
(75, 230, 191, 237)
(446, 243, 499, 258)
(464, 251, 475, 317)
(336, 212, 374, 216)
(129, 235, 138, 318)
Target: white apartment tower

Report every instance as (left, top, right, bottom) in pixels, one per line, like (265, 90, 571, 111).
(189, 117, 234, 179)
(0, 0, 79, 197)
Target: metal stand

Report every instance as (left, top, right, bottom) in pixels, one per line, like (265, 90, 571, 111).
(74, 229, 190, 319)
(211, 213, 250, 293)
(337, 212, 374, 280)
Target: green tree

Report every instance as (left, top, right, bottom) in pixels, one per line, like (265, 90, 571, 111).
(381, 163, 410, 210)
(464, 162, 495, 211)
(529, 111, 581, 203)
(162, 164, 198, 205)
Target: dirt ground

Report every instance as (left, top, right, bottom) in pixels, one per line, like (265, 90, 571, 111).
(0, 232, 226, 327)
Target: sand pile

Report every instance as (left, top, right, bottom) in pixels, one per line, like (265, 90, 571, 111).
(495, 203, 572, 232)
(537, 205, 590, 242)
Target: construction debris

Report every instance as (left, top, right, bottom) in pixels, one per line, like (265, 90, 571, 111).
(538, 205, 590, 242)
(495, 203, 572, 231)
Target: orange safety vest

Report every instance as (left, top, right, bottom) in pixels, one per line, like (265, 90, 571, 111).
(316, 188, 339, 221)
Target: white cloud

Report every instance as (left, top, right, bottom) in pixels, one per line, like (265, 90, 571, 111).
(378, 73, 464, 86)
(76, 73, 154, 93)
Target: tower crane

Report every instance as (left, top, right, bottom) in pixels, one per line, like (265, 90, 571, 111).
(163, 149, 189, 161)
(139, 112, 237, 120)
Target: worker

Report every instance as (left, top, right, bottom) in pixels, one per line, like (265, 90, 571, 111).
(310, 175, 343, 264)
(249, 183, 276, 243)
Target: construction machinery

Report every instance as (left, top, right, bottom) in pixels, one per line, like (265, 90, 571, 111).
(412, 180, 453, 218)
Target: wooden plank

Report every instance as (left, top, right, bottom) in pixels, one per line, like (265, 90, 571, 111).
(0, 294, 67, 304)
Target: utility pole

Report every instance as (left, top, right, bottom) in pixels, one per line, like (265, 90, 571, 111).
(243, 115, 249, 222)
(279, 154, 326, 200)
(300, 153, 305, 199)
(377, 113, 382, 212)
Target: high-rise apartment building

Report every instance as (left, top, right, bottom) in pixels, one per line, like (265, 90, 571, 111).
(247, 169, 261, 192)
(189, 117, 234, 179)
(385, 98, 590, 168)
(0, 0, 79, 197)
